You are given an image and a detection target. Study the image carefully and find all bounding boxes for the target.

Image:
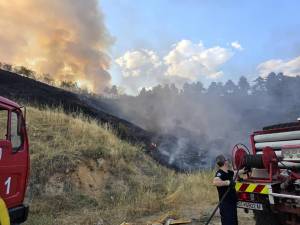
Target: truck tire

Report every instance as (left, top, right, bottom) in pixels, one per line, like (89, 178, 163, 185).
(254, 210, 281, 225)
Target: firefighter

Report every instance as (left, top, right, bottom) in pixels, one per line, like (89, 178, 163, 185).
(213, 154, 238, 225)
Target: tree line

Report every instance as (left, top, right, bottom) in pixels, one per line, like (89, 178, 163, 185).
(136, 72, 300, 100)
(2, 61, 299, 169)
(0, 62, 90, 94)
(102, 72, 300, 169)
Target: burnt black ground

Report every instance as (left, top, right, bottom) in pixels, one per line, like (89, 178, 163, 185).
(0, 69, 185, 169)
(0, 69, 155, 146)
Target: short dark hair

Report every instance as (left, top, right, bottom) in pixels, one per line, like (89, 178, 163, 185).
(216, 154, 226, 167)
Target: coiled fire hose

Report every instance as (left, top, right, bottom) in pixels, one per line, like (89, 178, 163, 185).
(204, 168, 240, 225)
(0, 198, 10, 225)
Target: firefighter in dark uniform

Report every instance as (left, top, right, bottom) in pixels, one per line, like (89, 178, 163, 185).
(213, 154, 238, 225)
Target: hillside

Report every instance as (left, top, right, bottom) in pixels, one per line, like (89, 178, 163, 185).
(0, 69, 193, 171)
(0, 69, 155, 147)
(24, 106, 255, 225)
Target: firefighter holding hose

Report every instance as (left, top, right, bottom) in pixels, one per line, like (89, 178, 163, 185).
(213, 154, 238, 225)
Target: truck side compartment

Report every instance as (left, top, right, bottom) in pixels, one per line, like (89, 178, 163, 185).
(233, 122, 300, 225)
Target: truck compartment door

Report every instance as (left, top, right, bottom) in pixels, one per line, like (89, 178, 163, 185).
(0, 110, 28, 208)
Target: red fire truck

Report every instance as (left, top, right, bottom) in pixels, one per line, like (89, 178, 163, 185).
(0, 97, 29, 224)
(233, 120, 300, 225)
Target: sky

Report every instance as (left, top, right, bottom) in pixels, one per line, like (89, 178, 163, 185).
(101, 0, 300, 94)
(1, 0, 299, 95)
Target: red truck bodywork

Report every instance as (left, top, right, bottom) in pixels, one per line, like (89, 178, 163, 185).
(0, 97, 29, 223)
(235, 123, 300, 225)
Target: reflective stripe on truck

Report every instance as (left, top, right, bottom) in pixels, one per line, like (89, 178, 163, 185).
(235, 182, 269, 195)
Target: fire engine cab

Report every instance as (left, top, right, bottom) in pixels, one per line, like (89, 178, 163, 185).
(0, 97, 29, 224)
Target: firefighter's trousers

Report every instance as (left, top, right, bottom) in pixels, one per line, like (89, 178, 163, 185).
(219, 200, 238, 225)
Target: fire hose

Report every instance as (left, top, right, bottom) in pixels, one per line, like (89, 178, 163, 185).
(205, 143, 282, 224)
(204, 168, 240, 225)
(205, 144, 248, 225)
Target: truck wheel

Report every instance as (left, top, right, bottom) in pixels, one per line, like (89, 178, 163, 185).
(254, 210, 281, 225)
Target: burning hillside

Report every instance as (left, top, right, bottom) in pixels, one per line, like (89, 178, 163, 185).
(0, 69, 208, 171)
(3, 66, 300, 172)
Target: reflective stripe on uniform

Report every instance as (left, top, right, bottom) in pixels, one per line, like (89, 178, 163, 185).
(0, 198, 10, 225)
(235, 182, 269, 195)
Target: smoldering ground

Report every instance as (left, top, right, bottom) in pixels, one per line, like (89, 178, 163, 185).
(98, 74, 300, 171)
(98, 85, 248, 170)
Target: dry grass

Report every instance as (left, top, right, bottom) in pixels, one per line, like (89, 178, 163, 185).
(165, 172, 217, 206)
(23, 106, 218, 225)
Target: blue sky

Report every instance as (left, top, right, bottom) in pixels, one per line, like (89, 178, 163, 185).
(101, 0, 300, 92)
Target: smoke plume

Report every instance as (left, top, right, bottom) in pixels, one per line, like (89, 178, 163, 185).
(0, 0, 113, 92)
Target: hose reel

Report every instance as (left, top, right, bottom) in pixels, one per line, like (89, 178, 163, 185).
(232, 143, 250, 170)
(232, 144, 279, 176)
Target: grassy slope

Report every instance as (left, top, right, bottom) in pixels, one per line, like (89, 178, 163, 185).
(24, 107, 217, 225)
